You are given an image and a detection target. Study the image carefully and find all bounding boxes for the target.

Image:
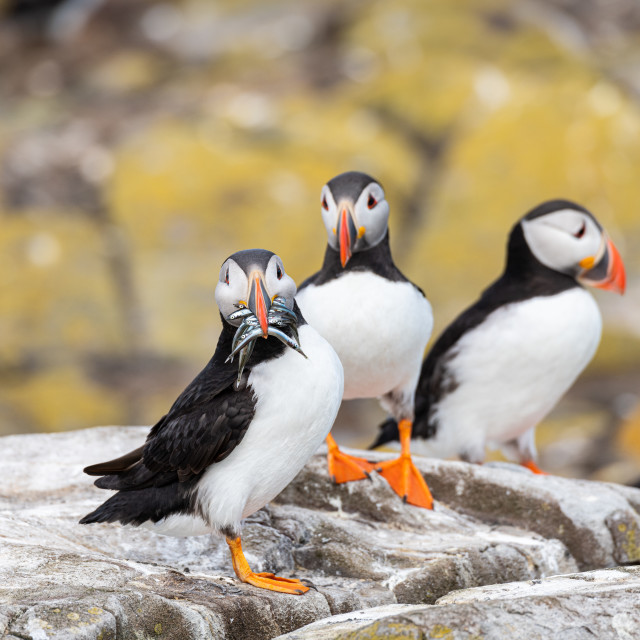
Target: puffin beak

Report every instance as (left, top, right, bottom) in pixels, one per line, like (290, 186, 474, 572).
(247, 272, 271, 337)
(337, 202, 358, 268)
(578, 235, 626, 295)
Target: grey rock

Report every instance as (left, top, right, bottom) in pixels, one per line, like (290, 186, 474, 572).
(1, 426, 640, 639)
(277, 566, 640, 639)
(417, 458, 640, 569)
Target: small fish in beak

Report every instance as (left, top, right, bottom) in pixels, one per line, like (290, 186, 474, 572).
(226, 295, 307, 388)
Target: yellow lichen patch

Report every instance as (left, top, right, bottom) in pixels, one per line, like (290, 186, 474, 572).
(430, 624, 454, 638)
(88, 607, 104, 616)
(67, 612, 80, 621)
(621, 523, 640, 562)
(335, 620, 422, 639)
(5, 366, 123, 432)
(0, 214, 120, 355)
(154, 622, 163, 635)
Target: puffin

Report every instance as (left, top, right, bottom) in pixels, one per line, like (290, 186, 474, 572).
(296, 171, 434, 508)
(371, 200, 626, 472)
(80, 249, 344, 595)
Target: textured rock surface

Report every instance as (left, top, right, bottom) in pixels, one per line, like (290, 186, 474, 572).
(2, 426, 640, 639)
(280, 455, 640, 571)
(278, 566, 640, 639)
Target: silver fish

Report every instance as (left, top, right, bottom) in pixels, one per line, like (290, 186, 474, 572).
(228, 307, 254, 322)
(267, 327, 307, 358)
(227, 326, 264, 360)
(225, 298, 305, 387)
(231, 320, 259, 355)
(234, 339, 255, 389)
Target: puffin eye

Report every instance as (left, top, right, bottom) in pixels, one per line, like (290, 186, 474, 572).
(322, 197, 329, 211)
(367, 194, 377, 209)
(276, 263, 283, 280)
(225, 268, 229, 285)
(574, 222, 586, 239)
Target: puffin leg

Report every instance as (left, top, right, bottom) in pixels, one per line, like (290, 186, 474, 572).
(375, 419, 434, 509)
(516, 429, 548, 475)
(326, 433, 376, 483)
(226, 537, 309, 594)
(521, 459, 549, 475)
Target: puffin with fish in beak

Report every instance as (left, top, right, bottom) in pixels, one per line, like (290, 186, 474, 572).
(371, 200, 626, 472)
(80, 249, 344, 594)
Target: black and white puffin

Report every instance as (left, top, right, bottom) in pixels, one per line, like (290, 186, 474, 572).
(371, 200, 626, 472)
(80, 249, 343, 594)
(296, 171, 434, 508)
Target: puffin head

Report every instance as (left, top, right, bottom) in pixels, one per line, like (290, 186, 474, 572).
(518, 199, 626, 294)
(215, 249, 297, 336)
(320, 171, 390, 267)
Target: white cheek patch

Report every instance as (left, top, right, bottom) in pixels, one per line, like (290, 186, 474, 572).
(359, 201, 389, 250)
(264, 257, 297, 307)
(522, 212, 602, 274)
(352, 187, 389, 250)
(214, 261, 248, 320)
(321, 189, 339, 249)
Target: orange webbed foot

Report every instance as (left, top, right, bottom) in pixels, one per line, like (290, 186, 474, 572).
(375, 455, 434, 509)
(227, 537, 308, 595)
(243, 572, 309, 594)
(521, 460, 549, 475)
(325, 433, 376, 483)
(327, 448, 376, 483)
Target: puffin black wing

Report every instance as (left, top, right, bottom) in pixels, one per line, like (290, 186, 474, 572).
(84, 357, 254, 491)
(79, 362, 256, 526)
(143, 369, 255, 480)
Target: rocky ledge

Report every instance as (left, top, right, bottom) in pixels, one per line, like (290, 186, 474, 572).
(1, 426, 640, 639)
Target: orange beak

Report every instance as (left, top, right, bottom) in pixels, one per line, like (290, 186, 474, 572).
(579, 236, 626, 295)
(338, 205, 358, 268)
(248, 272, 271, 336)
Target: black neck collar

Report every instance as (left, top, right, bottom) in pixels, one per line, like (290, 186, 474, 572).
(313, 231, 409, 285)
(480, 223, 579, 307)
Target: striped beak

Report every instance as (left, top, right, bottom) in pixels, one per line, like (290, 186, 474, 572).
(578, 236, 626, 295)
(337, 202, 358, 268)
(248, 272, 271, 336)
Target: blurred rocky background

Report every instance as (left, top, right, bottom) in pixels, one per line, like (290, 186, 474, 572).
(0, 0, 639, 483)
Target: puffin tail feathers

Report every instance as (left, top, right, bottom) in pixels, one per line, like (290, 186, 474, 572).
(369, 417, 400, 450)
(83, 446, 144, 476)
(79, 484, 193, 527)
